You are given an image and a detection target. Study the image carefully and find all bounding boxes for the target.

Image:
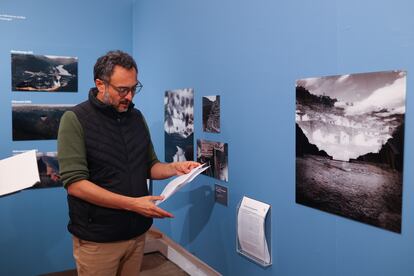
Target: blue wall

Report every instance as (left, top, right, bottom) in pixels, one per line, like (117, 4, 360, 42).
(133, 0, 414, 275)
(1, 0, 414, 275)
(0, 0, 133, 275)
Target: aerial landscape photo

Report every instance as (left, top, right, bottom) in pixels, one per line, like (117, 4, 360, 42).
(34, 151, 61, 188)
(12, 53, 78, 92)
(12, 103, 73, 141)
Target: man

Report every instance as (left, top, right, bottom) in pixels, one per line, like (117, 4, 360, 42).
(57, 50, 199, 276)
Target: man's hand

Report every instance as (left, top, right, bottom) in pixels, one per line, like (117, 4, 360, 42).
(67, 180, 174, 218)
(170, 161, 201, 175)
(150, 161, 201, 179)
(129, 195, 174, 218)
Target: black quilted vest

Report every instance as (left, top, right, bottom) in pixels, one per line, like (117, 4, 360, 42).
(67, 88, 152, 242)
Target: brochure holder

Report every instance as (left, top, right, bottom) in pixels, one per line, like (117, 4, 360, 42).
(236, 196, 272, 267)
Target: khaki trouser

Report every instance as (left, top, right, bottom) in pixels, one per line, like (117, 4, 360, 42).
(72, 233, 146, 276)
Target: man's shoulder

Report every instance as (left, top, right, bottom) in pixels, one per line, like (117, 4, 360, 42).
(131, 107, 143, 116)
(128, 107, 145, 121)
(71, 100, 93, 117)
(72, 99, 90, 110)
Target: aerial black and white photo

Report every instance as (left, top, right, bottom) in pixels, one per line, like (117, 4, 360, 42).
(197, 139, 228, 182)
(203, 95, 220, 133)
(296, 70, 406, 232)
(12, 53, 78, 92)
(12, 103, 73, 141)
(164, 88, 194, 162)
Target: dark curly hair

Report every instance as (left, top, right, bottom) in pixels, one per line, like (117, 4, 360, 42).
(93, 50, 137, 82)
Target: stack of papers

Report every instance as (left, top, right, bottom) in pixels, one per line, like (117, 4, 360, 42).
(156, 164, 209, 205)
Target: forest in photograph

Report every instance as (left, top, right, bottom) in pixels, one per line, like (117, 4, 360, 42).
(12, 104, 73, 141)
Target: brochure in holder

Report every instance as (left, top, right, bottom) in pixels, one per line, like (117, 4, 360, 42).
(236, 196, 271, 267)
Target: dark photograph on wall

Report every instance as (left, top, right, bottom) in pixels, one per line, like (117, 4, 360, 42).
(12, 103, 73, 141)
(197, 139, 228, 182)
(164, 88, 194, 162)
(34, 151, 61, 188)
(296, 70, 406, 233)
(203, 95, 221, 133)
(11, 53, 78, 92)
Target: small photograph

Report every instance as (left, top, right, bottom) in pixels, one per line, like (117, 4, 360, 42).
(197, 139, 228, 182)
(296, 70, 406, 233)
(164, 88, 194, 162)
(203, 95, 220, 133)
(12, 103, 73, 141)
(34, 151, 61, 188)
(12, 53, 78, 92)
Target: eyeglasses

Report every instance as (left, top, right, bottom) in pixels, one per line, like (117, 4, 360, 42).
(105, 81, 143, 97)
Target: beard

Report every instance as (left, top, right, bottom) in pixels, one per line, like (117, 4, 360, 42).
(100, 89, 131, 113)
(117, 99, 131, 113)
(103, 90, 111, 105)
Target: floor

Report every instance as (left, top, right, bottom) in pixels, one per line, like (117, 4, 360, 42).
(141, 252, 189, 276)
(40, 252, 189, 276)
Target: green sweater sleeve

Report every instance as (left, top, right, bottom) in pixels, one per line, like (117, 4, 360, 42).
(57, 111, 89, 188)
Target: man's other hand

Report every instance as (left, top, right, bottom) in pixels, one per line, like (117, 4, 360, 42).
(129, 195, 174, 218)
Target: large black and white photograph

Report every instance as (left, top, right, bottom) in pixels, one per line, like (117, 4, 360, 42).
(203, 95, 221, 133)
(12, 103, 73, 141)
(12, 53, 78, 92)
(33, 151, 61, 188)
(164, 88, 194, 162)
(296, 70, 406, 233)
(197, 139, 228, 182)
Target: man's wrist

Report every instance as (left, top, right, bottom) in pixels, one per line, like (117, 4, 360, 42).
(123, 196, 136, 211)
(168, 162, 177, 176)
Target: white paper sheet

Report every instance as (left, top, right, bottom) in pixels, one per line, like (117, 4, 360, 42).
(156, 164, 209, 205)
(0, 150, 40, 196)
(237, 196, 270, 264)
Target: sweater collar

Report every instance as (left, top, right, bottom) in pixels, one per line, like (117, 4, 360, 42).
(88, 87, 135, 117)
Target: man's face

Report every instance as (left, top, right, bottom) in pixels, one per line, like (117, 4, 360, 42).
(96, 65, 138, 112)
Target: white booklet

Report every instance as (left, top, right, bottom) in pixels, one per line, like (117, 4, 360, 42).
(0, 150, 40, 196)
(155, 163, 209, 205)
